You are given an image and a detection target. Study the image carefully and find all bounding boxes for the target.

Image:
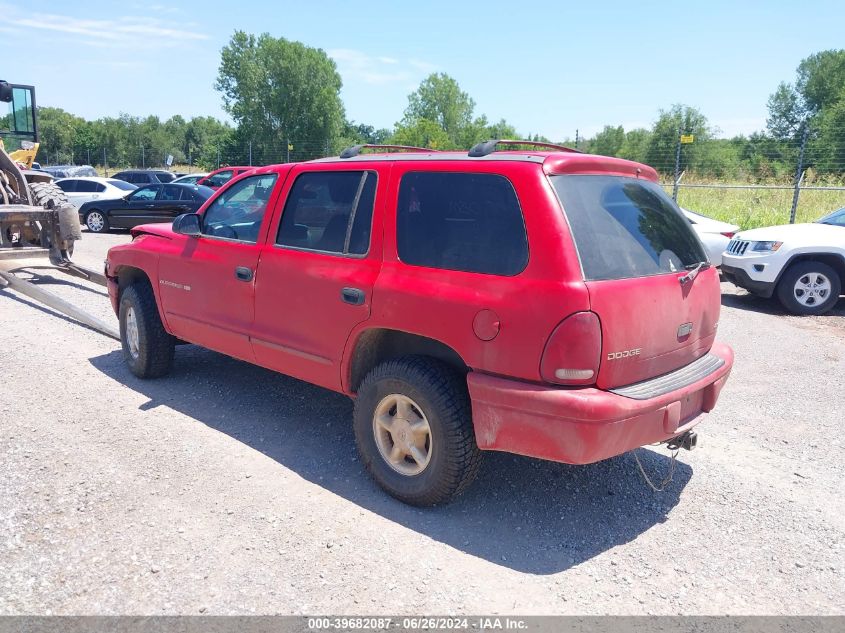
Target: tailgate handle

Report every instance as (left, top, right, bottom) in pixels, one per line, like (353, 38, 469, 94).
(341, 287, 365, 305)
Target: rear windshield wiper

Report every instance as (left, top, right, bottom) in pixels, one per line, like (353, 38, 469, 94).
(679, 261, 711, 285)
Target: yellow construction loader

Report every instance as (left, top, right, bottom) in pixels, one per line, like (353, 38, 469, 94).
(1, 80, 118, 338)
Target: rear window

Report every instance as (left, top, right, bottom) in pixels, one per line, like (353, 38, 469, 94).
(396, 172, 528, 276)
(108, 179, 136, 191)
(551, 175, 706, 281)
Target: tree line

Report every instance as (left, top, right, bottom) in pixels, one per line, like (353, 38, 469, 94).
(31, 34, 845, 181)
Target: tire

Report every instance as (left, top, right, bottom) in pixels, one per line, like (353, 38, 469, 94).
(28, 181, 69, 209)
(353, 356, 482, 506)
(776, 261, 841, 315)
(119, 282, 175, 378)
(85, 209, 109, 233)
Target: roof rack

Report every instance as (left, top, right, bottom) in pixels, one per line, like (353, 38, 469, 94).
(339, 144, 440, 159)
(468, 139, 583, 157)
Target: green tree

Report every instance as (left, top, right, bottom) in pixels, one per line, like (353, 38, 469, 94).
(767, 49, 845, 139)
(645, 105, 711, 173)
(216, 31, 345, 159)
(389, 119, 453, 149)
(590, 125, 625, 156)
(401, 73, 475, 146)
(36, 106, 85, 163)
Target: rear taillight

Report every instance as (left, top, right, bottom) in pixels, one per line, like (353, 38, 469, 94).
(540, 311, 602, 386)
(721, 231, 736, 238)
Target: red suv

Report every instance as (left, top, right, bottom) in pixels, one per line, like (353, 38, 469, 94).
(106, 141, 733, 506)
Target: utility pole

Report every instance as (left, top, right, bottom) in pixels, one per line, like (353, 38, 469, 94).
(790, 125, 810, 224)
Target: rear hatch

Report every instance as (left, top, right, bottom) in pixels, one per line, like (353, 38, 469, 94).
(550, 174, 721, 390)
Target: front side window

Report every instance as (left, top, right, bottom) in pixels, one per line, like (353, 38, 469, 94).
(201, 173, 278, 243)
(276, 171, 376, 255)
(396, 172, 528, 275)
(551, 175, 707, 281)
(129, 186, 158, 201)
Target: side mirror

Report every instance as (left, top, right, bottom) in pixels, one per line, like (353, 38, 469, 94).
(173, 213, 201, 236)
(0, 81, 12, 103)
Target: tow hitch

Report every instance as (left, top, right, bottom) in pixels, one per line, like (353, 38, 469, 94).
(667, 430, 697, 452)
(633, 431, 699, 492)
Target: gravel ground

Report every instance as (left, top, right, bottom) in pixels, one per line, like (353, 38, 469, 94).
(1, 231, 843, 615)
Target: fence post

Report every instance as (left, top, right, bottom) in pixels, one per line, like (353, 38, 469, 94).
(216, 147, 220, 169)
(87, 148, 91, 165)
(249, 141, 253, 166)
(672, 127, 682, 201)
(140, 144, 145, 168)
(789, 125, 810, 224)
(286, 139, 290, 163)
(103, 147, 107, 176)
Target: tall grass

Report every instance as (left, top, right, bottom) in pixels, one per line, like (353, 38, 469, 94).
(665, 180, 845, 229)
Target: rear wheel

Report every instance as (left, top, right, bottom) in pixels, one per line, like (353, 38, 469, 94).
(353, 356, 481, 506)
(85, 210, 109, 233)
(119, 282, 175, 378)
(777, 261, 841, 315)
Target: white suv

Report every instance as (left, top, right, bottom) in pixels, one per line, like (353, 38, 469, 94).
(721, 207, 845, 315)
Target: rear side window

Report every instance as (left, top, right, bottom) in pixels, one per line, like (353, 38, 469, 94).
(56, 180, 76, 192)
(160, 185, 182, 201)
(276, 171, 376, 256)
(396, 172, 527, 276)
(155, 172, 175, 183)
(551, 175, 707, 281)
(75, 180, 101, 193)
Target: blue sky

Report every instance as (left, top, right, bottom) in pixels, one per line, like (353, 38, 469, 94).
(2, 0, 842, 140)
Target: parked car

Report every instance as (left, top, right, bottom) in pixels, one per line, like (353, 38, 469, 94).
(105, 142, 733, 506)
(172, 172, 209, 185)
(41, 164, 98, 178)
(55, 176, 137, 207)
(197, 166, 253, 189)
(682, 208, 739, 267)
(722, 207, 845, 315)
(111, 169, 177, 186)
(78, 182, 213, 233)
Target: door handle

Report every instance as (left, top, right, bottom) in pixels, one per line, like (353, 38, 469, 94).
(144, 203, 155, 208)
(235, 266, 254, 282)
(340, 287, 365, 305)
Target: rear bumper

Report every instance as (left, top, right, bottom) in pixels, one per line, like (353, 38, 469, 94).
(467, 342, 734, 465)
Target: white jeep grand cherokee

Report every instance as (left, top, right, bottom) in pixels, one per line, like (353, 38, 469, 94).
(721, 207, 845, 315)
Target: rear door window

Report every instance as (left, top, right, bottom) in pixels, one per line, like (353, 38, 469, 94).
(56, 180, 77, 192)
(550, 175, 707, 281)
(396, 172, 527, 276)
(276, 171, 376, 256)
(74, 180, 100, 193)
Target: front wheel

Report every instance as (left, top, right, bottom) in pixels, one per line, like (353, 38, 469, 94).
(353, 356, 482, 506)
(85, 210, 109, 233)
(776, 261, 841, 315)
(119, 282, 175, 378)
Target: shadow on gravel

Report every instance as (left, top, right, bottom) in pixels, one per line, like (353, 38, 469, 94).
(90, 347, 692, 575)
